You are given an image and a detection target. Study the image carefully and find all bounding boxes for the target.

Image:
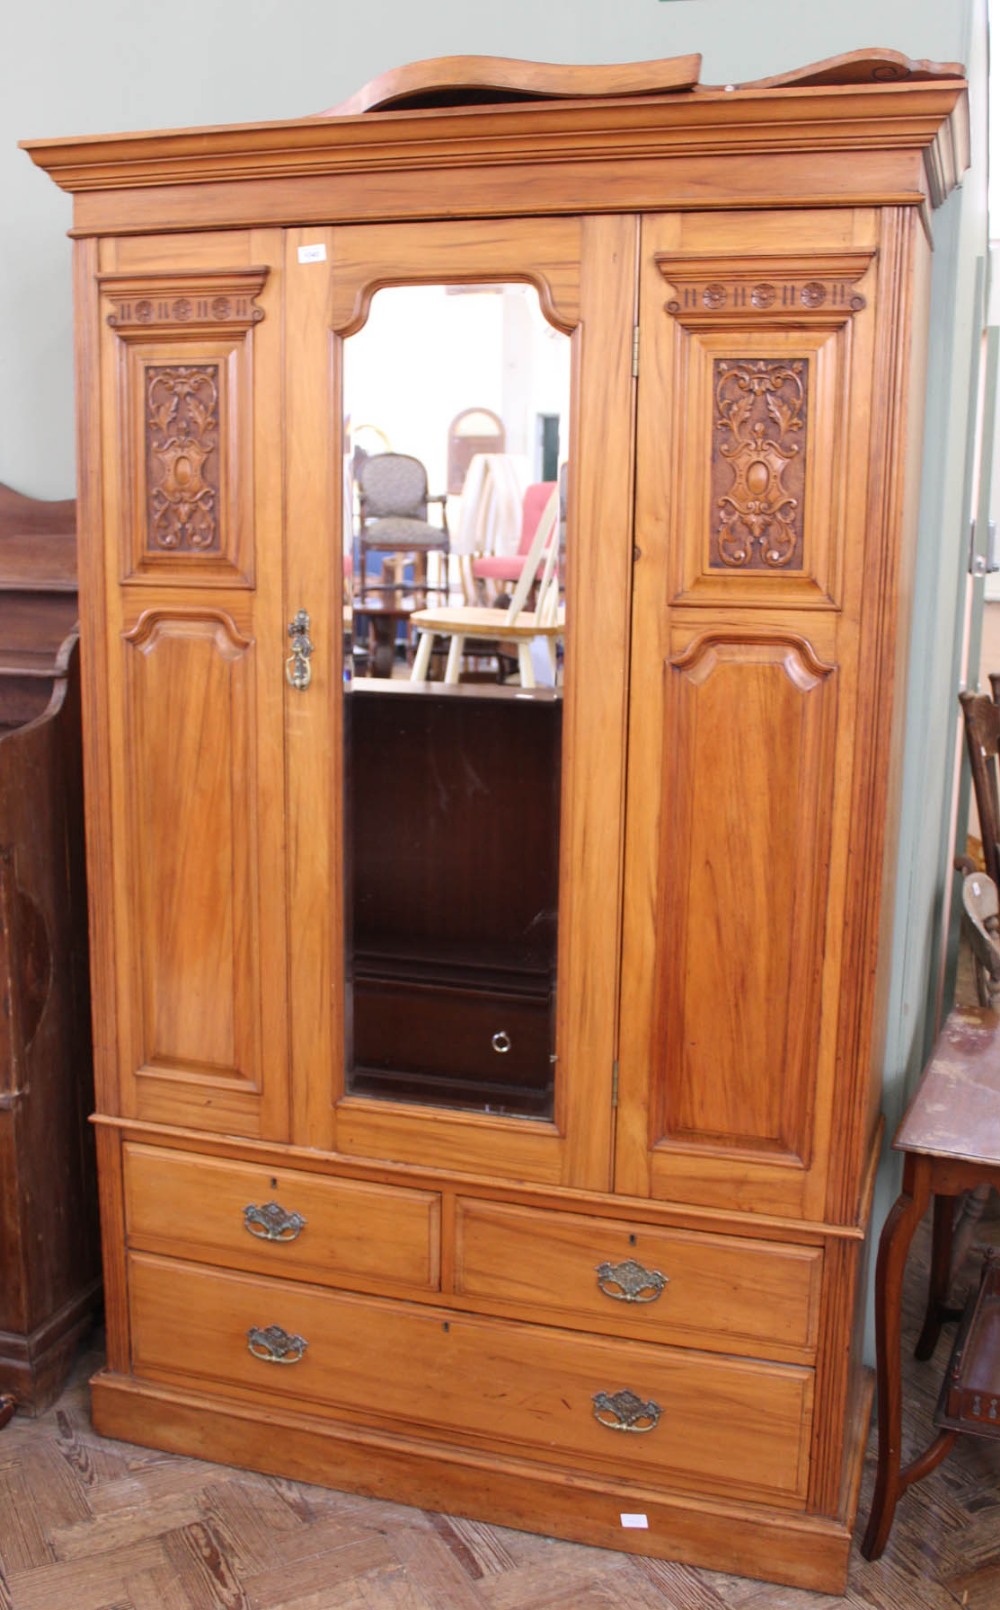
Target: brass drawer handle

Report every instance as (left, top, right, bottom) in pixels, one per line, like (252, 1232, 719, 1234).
(243, 1201, 307, 1242)
(247, 1324, 308, 1364)
(595, 1257, 668, 1304)
(286, 608, 314, 690)
(492, 1031, 512, 1054)
(593, 1388, 661, 1434)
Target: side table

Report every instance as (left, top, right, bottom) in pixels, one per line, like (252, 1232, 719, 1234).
(862, 1005, 1000, 1559)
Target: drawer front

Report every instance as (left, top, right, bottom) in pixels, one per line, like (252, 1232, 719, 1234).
(123, 1144, 440, 1293)
(129, 1252, 813, 1508)
(353, 977, 553, 1097)
(454, 1200, 822, 1360)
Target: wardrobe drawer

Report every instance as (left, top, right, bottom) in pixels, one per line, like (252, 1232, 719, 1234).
(129, 1252, 814, 1509)
(352, 976, 553, 1106)
(123, 1144, 440, 1294)
(454, 1200, 822, 1360)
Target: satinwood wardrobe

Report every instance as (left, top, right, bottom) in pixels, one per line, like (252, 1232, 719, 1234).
(24, 48, 968, 1592)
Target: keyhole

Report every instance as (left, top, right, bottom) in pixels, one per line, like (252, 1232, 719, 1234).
(629, 1233, 637, 1246)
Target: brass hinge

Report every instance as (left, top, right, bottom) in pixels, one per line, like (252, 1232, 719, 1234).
(631, 327, 640, 379)
(612, 1060, 620, 1107)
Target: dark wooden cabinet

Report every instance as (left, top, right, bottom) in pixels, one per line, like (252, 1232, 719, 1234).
(0, 484, 100, 1414)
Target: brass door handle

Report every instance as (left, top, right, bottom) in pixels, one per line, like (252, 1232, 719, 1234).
(286, 609, 314, 689)
(247, 1324, 308, 1364)
(243, 1202, 307, 1242)
(592, 1389, 661, 1433)
(595, 1257, 668, 1304)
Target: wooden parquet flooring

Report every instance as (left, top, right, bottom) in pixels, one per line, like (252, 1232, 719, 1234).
(2, 1214, 1000, 1610)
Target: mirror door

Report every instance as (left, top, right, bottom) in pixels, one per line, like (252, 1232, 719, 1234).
(284, 216, 637, 1190)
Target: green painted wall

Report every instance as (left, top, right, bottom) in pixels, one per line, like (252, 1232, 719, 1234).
(2, 0, 990, 1355)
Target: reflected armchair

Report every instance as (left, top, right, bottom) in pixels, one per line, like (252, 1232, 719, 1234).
(356, 452, 450, 606)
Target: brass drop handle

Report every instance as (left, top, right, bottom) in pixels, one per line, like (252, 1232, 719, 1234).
(595, 1257, 669, 1304)
(247, 1324, 308, 1364)
(243, 1202, 307, 1242)
(592, 1389, 661, 1434)
(286, 609, 314, 690)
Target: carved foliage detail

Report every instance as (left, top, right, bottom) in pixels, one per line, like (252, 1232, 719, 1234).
(712, 359, 808, 570)
(145, 365, 220, 553)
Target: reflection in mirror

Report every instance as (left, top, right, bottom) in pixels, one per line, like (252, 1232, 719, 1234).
(342, 283, 570, 1118)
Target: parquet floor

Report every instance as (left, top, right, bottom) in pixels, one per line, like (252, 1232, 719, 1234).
(2, 1210, 1000, 1610)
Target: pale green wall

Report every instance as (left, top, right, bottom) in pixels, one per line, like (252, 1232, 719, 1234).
(3, 1, 990, 1349)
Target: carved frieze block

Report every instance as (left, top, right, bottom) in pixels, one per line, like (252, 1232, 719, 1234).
(656, 253, 873, 327)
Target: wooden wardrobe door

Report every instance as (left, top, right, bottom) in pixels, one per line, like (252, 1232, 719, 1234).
(93, 236, 289, 1140)
(616, 209, 889, 1220)
(283, 216, 636, 1190)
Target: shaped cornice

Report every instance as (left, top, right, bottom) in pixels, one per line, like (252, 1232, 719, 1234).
(21, 52, 968, 220)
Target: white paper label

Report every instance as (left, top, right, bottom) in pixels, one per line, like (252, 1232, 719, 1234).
(298, 244, 327, 264)
(620, 1513, 649, 1529)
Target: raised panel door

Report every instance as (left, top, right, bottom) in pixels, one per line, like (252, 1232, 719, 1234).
(95, 238, 289, 1137)
(617, 210, 881, 1217)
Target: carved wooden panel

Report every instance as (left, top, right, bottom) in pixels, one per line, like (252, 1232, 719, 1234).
(102, 270, 267, 586)
(653, 252, 874, 610)
(712, 358, 808, 569)
(145, 364, 221, 553)
(122, 610, 263, 1128)
(651, 633, 837, 1170)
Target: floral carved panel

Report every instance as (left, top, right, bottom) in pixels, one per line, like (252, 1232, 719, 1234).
(145, 365, 221, 554)
(102, 268, 268, 586)
(711, 358, 809, 570)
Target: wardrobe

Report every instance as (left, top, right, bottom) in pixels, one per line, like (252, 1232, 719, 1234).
(24, 49, 968, 1591)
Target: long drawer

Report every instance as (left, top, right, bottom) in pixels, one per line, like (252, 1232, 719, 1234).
(454, 1199, 823, 1361)
(123, 1143, 440, 1294)
(128, 1252, 814, 1509)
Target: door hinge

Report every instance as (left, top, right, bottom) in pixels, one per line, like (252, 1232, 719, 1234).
(631, 327, 640, 379)
(612, 1060, 620, 1107)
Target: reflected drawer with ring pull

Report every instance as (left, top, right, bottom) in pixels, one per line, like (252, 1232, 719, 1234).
(454, 1199, 823, 1361)
(128, 1250, 814, 1508)
(123, 1142, 441, 1294)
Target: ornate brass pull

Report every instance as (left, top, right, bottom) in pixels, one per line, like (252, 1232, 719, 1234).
(247, 1324, 308, 1364)
(243, 1202, 307, 1242)
(286, 609, 314, 690)
(592, 1389, 661, 1434)
(595, 1257, 668, 1304)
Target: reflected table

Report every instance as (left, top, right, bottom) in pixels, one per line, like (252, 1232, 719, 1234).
(862, 1005, 1000, 1559)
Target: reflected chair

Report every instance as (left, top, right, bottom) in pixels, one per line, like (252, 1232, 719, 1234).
(471, 480, 556, 602)
(410, 483, 562, 688)
(356, 452, 450, 607)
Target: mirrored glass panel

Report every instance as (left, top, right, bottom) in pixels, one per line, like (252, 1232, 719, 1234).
(342, 283, 571, 1118)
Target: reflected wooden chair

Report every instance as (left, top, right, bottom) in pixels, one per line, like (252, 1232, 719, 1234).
(410, 483, 561, 688)
(471, 480, 556, 603)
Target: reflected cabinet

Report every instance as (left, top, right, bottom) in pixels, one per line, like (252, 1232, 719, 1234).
(25, 49, 968, 1592)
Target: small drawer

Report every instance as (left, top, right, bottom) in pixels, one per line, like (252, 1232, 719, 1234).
(352, 976, 553, 1106)
(454, 1200, 822, 1360)
(123, 1143, 440, 1294)
(129, 1252, 814, 1509)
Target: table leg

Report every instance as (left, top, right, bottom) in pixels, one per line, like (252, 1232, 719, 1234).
(914, 1191, 956, 1360)
(860, 1153, 932, 1561)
